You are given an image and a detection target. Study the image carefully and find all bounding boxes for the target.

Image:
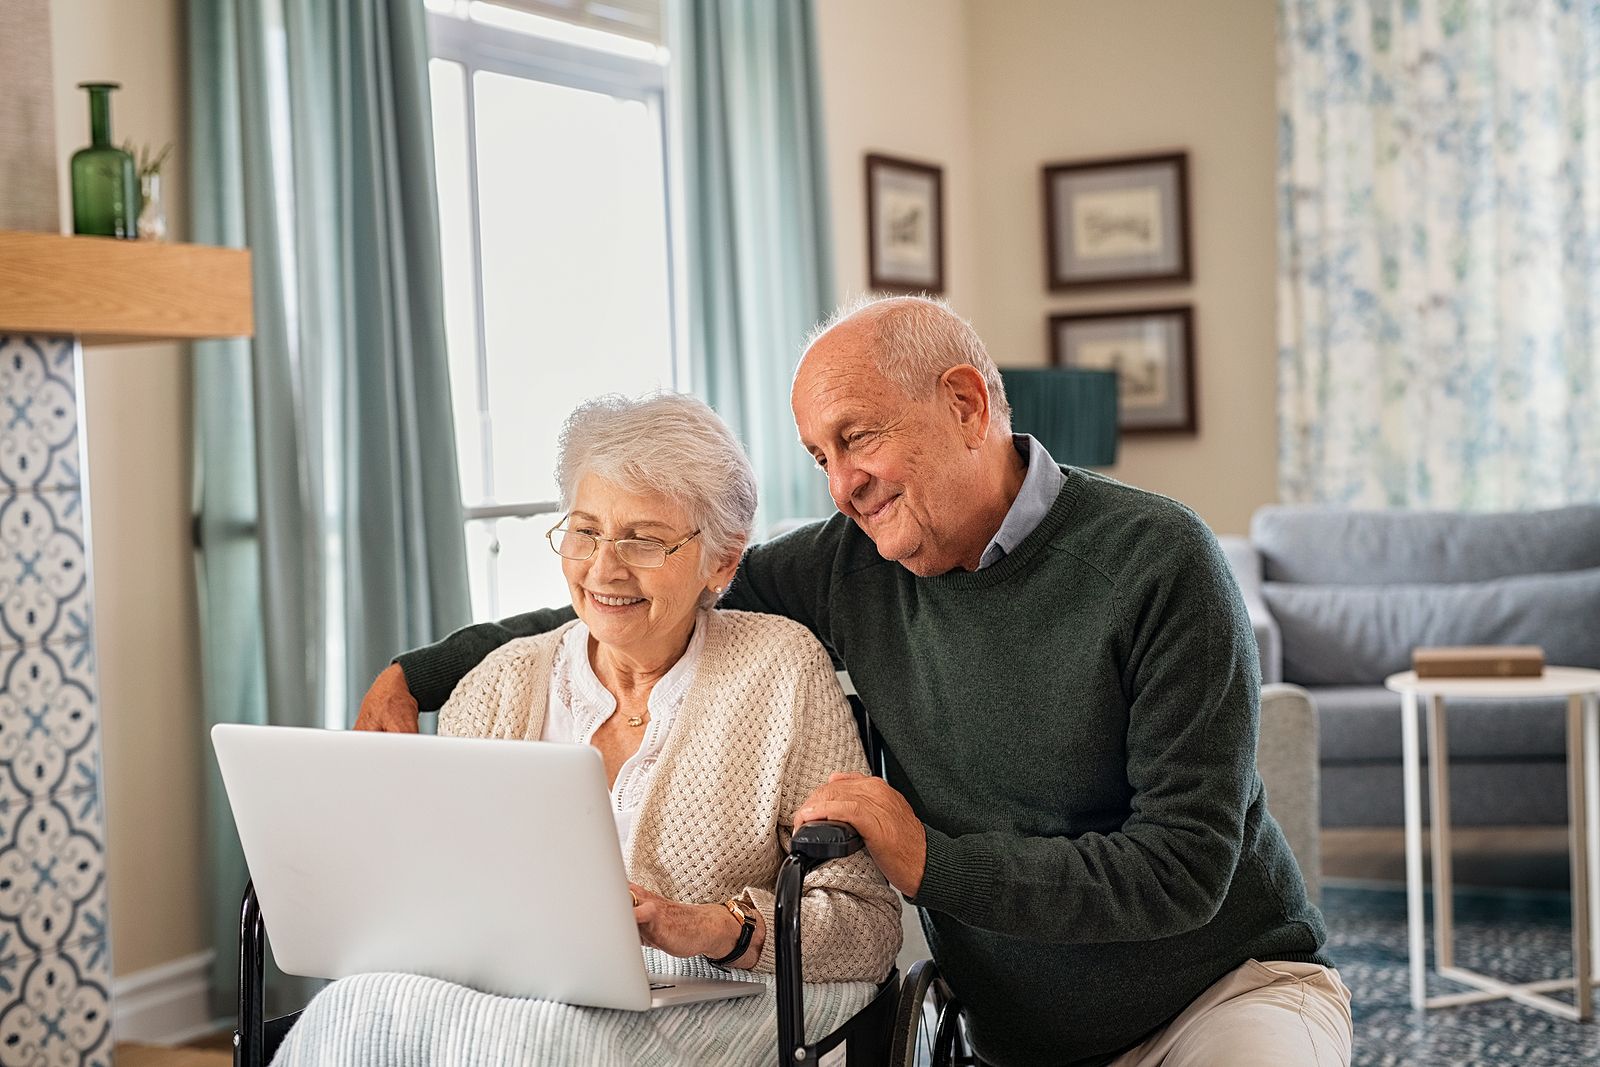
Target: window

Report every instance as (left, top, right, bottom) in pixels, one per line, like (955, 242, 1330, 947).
(427, 0, 677, 619)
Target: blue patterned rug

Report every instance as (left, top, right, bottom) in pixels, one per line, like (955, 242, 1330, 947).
(1323, 882, 1600, 1065)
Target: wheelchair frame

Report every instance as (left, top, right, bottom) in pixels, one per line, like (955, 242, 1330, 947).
(231, 696, 963, 1067)
(234, 826, 900, 1067)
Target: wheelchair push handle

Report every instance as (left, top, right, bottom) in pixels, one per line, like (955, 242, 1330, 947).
(790, 819, 862, 862)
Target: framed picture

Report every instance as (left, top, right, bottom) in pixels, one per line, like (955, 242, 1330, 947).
(1043, 151, 1190, 289)
(866, 153, 944, 293)
(1049, 306, 1197, 434)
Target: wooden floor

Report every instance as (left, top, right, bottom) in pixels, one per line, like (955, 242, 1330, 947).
(1322, 825, 1570, 889)
(114, 1044, 230, 1067)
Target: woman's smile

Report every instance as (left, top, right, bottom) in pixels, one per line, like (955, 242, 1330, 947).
(587, 590, 647, 611)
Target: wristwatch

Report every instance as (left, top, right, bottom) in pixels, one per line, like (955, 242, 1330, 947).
(705, 893, 757, 967)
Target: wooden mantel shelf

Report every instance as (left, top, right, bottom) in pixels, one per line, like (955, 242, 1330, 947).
(0, 230, 253, 346)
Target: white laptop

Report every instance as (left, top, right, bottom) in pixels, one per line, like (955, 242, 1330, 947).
(211, 724, 763, 1011)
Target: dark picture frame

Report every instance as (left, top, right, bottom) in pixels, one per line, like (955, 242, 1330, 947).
(1043, 151, 1191, 290)
(1049, 306, 1197, 434)
(865, 153, 944, 294)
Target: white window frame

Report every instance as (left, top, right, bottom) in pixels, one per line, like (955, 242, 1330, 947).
(428, 9, 680, 617)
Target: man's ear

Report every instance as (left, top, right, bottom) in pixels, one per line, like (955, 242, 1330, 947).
(940, 365, 992, 448)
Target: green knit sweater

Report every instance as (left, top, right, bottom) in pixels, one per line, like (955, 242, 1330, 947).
(398, 469, 1328, 1066)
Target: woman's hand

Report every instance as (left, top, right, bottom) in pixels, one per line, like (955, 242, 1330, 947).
(629, 883, 764, 967)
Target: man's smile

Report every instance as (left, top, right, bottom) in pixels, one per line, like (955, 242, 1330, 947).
(860, 494, 900, 522)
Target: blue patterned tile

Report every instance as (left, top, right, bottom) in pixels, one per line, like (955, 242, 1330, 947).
(0, 947, 110, 1067)
(0, 646, 97, 803)
(0, 929, 22, 999)
(0, 491, 88, 650)
(0, 797, 104, 960)
(57, 934, 108, 1007)
(57, 894, 106, 976)
(0, 337, 79, 493)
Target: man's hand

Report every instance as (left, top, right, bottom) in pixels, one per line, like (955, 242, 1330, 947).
(353, 663, 420, 733)
(629, 883, 763, 967)
(794, 772, 927, 897)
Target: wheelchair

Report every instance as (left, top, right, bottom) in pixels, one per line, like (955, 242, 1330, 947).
(233, 696, 984, 1067)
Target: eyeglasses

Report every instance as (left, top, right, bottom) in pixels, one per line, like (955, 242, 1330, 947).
(545, 519, 701, 569)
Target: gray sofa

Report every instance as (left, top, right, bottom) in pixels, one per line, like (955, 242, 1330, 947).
(1221, 504, 1600, 828)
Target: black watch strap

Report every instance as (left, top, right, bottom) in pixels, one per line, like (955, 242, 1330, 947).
(705, 904, 757, 967)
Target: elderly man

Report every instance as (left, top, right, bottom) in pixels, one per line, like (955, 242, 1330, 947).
(358, 297, 1351, 1066)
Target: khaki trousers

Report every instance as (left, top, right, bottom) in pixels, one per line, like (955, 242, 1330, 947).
(1107, 959, 1353, 1067)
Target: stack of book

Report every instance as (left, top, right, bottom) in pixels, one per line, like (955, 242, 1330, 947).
(1412, 645, 1545, 679)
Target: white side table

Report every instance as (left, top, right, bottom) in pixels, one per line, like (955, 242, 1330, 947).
(1385, 667, 1600, 1020)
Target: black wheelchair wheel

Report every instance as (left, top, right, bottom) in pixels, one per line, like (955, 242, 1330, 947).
(890, 958, 981, 1067)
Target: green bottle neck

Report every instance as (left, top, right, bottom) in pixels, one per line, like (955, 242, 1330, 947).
(86, 88, 113, 148)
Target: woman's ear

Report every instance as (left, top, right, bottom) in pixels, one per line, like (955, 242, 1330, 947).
(708, 537, 746, 594)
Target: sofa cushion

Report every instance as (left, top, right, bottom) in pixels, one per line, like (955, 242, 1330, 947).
(1312, 686, 1568, 762)
(1251, 504, 1600, 584)
(1263, 566, 1600, 686)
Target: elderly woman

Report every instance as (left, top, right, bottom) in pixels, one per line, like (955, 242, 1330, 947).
(273, 392, 899, 1066)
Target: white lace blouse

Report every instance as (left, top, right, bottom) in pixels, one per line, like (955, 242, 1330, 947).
(542, 612, 707, 848)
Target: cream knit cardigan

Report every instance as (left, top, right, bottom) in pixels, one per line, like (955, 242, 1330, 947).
(437, 609, 902, 984)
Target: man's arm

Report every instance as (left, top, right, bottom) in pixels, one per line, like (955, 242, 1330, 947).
(907, 522, 1262, 943)
(356, 517, 844, 731)
(353, 607, 574, 730)
(717, 517, 839, 644)
(803, 520, 1264, 944)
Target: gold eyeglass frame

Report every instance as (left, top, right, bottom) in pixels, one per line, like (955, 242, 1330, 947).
(545, 518, 701, 569)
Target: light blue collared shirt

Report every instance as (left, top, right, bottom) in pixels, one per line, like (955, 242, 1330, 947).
(977, 434, 1066, 569)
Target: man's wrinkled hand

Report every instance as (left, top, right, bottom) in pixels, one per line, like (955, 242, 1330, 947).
(794, 772, 927, 897)
(354, 663, 420, 733)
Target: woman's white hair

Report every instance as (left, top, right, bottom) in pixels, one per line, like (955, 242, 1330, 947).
(556, 392, 756, 599)
(803, 295, 1011, 425)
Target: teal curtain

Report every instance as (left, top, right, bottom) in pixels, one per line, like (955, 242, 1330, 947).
(188, 0, 471, 1016)
(672, 0, 836, 529)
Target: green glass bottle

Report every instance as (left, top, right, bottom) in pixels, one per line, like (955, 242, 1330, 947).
(71, 82, 139, 238)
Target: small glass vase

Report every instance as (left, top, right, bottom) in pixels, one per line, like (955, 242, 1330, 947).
(137, 172, 167, 241)
(71, 82, 139, 238)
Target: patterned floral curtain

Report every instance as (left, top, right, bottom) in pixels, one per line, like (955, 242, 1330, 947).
(1278, 0, 1600, 508)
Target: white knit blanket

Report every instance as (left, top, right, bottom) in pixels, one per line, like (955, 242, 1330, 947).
(268, 949, 877, 1067)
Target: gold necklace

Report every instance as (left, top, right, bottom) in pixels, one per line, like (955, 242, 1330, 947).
(626, 712, 647, 728)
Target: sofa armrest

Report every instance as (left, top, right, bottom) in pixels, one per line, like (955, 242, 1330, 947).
(1218, 535, 1282, 684)
(1257, 684, 1320, 902)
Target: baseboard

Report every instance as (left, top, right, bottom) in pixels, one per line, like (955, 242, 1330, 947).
(112, 950, 224, 1045)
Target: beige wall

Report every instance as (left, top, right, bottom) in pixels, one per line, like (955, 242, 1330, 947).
(51, 0, 206, 977)
(813, 0, 979, 317)
(965, 0, 1279, 534)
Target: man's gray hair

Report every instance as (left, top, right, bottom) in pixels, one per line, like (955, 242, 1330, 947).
(556, 392, 757, 584)
(804, 295, 1011, 425)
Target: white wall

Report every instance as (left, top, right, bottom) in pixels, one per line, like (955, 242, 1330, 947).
(966, 0, 1280, 534)
(51, 0, 207, 978)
